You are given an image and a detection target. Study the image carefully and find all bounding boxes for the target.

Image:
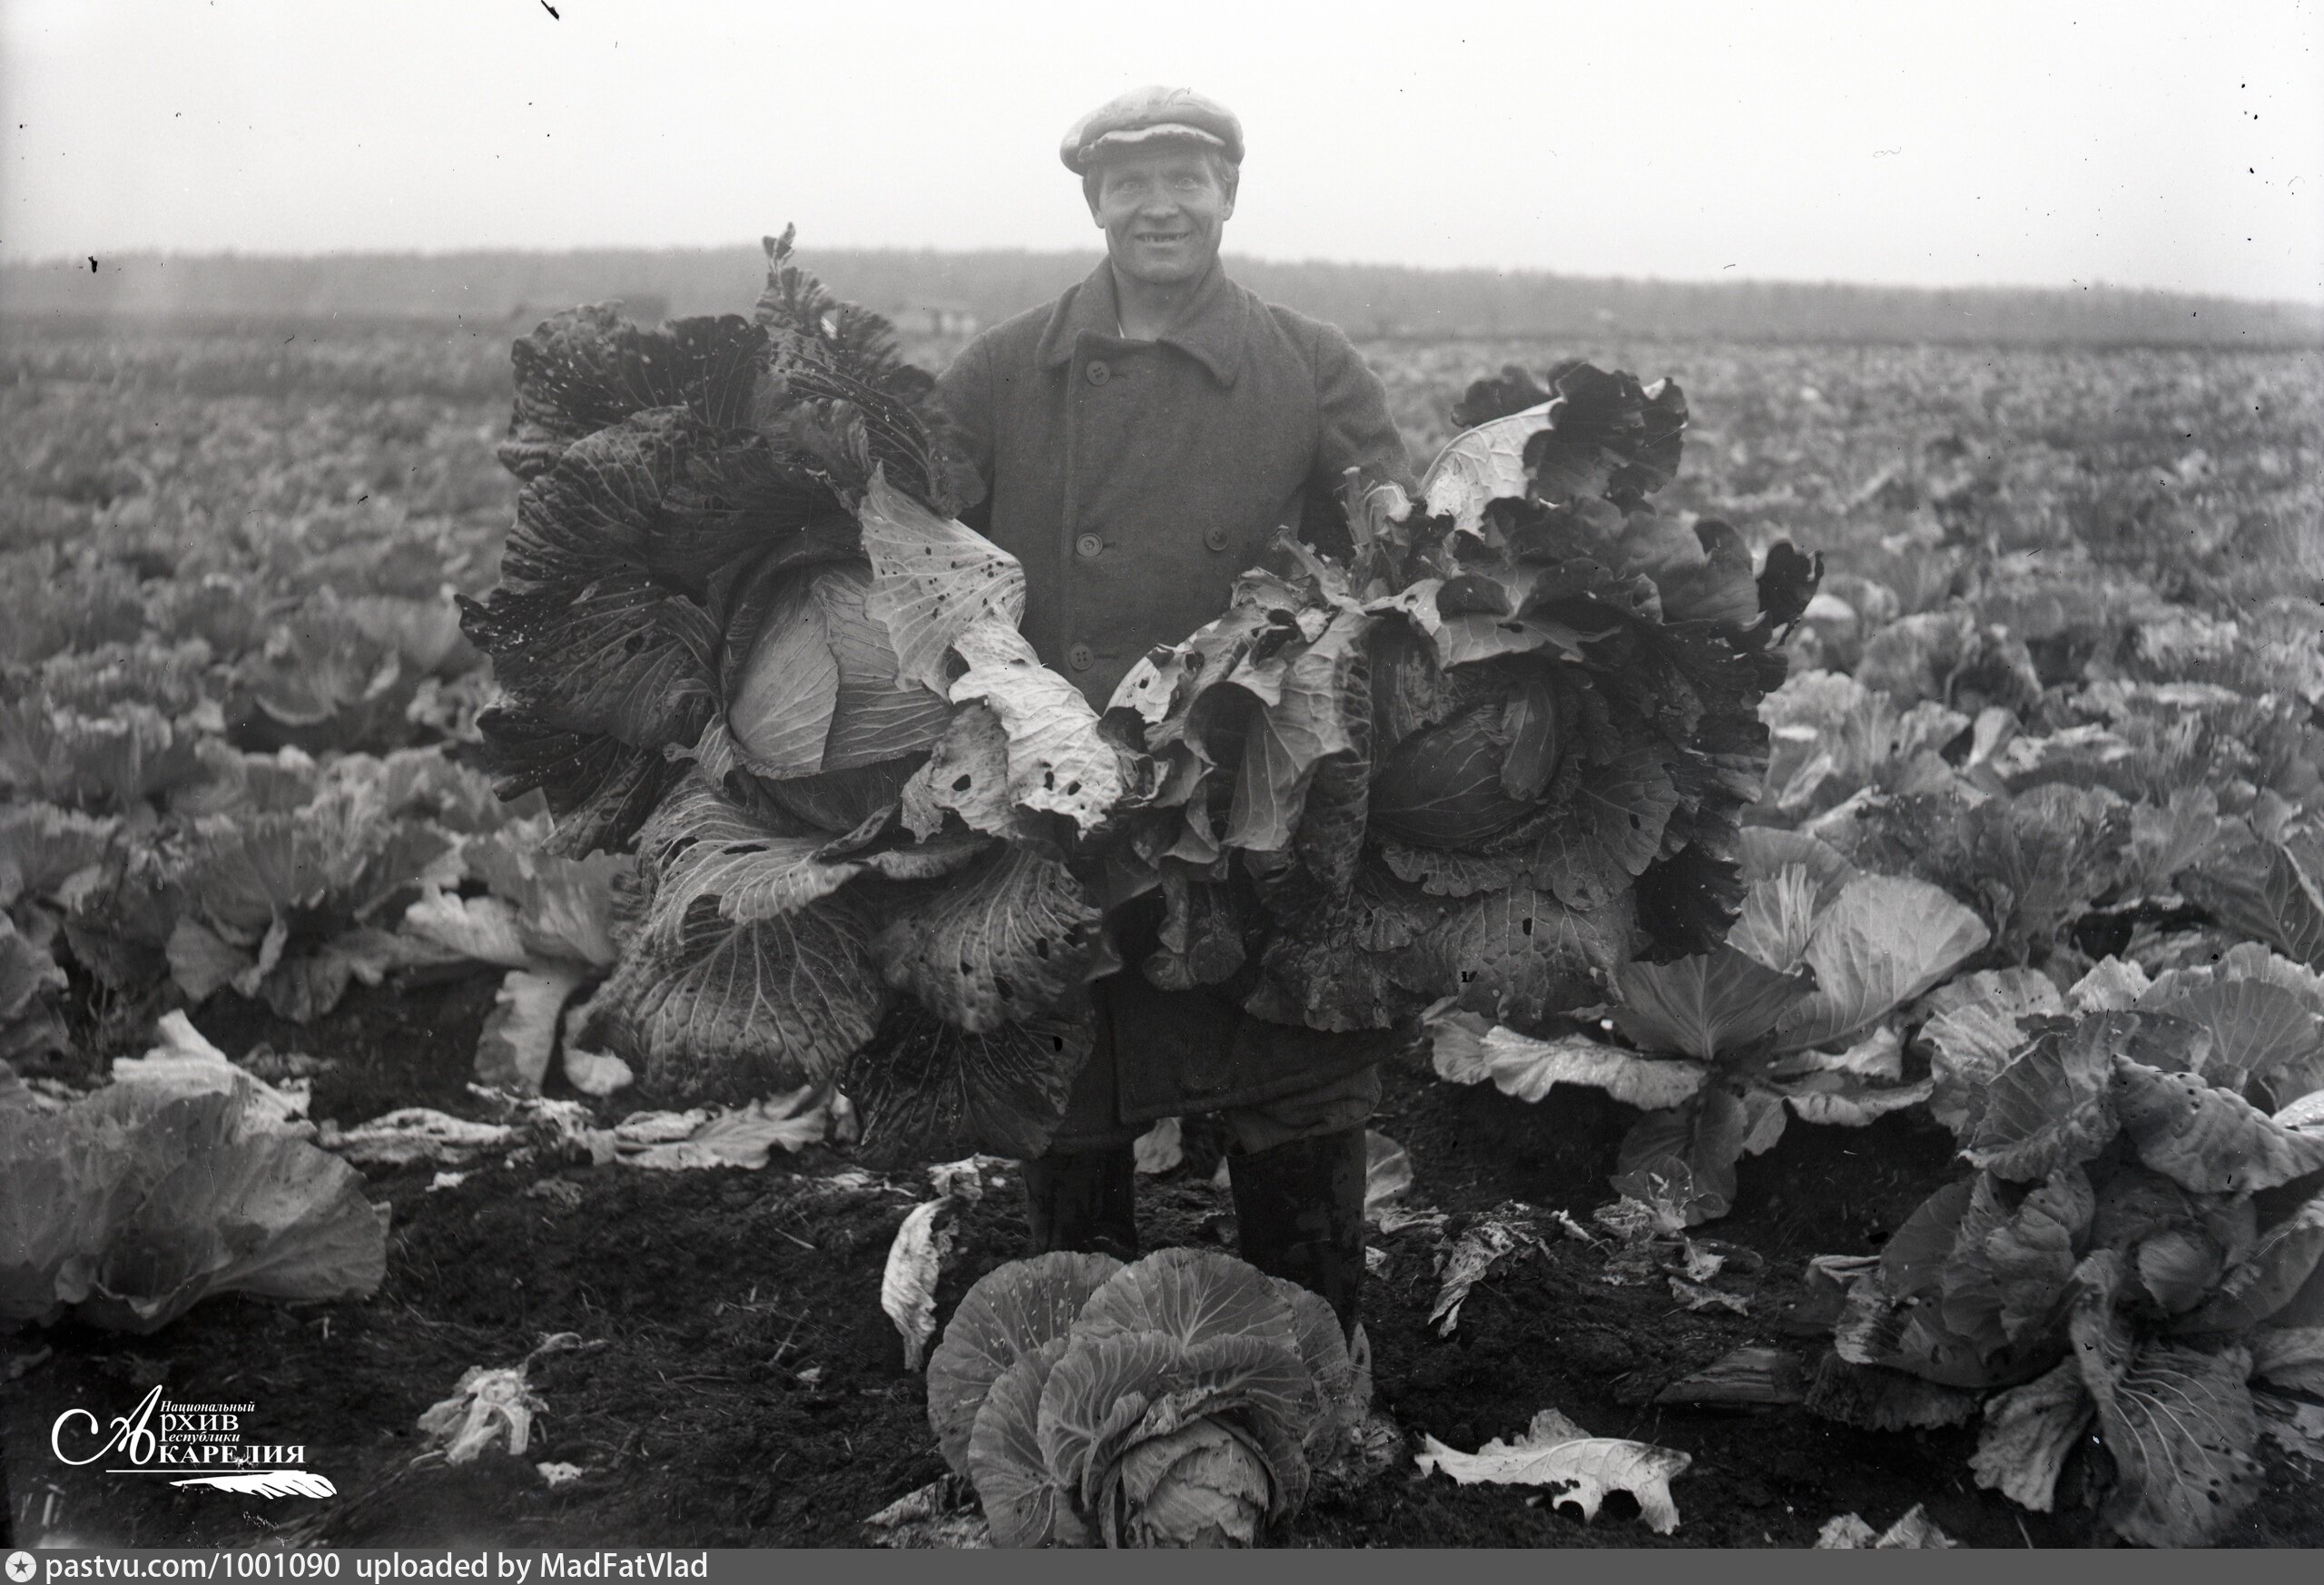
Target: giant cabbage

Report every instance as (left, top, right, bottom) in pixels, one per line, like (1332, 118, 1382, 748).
(1104, 363, 1818, 1047)
(458, 234, 1129, 1153)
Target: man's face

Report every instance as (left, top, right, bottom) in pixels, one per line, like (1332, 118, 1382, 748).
(1089, 145, 1235, 288)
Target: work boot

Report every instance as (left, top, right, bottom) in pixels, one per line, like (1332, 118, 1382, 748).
(1227, 1125, 1368, 1340)
(1021, 1145, 1138, 1260)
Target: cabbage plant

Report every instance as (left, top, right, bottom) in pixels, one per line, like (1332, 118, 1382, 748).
(160, 749, 468, 1023)
(1102, 363, 1819, 1039)
(1801, 990, 2324, 1547)
(458, 234, 1131, 1155)
(399, 811, 632, 1092)
(0, 1081, 389, 1334)
(1432, 825, 1988, 1223)
(924, 1248, 1364, 1547)
(1, 800, 120, 1066)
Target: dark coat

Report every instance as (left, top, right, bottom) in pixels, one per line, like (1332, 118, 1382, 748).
(932, 260, 1414, 707)
(931, 261, 1415, 1136)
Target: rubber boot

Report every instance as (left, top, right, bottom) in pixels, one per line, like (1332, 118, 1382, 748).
(1021, 1145, 1138, 1260)
(1228, 1126, 1368, 1340)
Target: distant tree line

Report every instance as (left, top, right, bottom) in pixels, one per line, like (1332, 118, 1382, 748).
(5, 245, 2319, 349)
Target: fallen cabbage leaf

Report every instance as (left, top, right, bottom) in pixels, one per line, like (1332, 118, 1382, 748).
(112, 1011, 311, 1134)
(417, 1334, 588, 1463)
(1427, 1217, 1544, 1335)
(1132, 1117, 1183, 1176)
(1653, 1346, 1807, 1407)
(1815, 1504, 1956, 1548)
(1365, 1130, 1414, 1218)
(612, 1089, 833, 1169)
(557, 991, 633, 1097)
(926, 1155, 1009, 1203)
(883, 1197, 957, 1371)
(1413, 1407, 1690, 1533)
(862, 1475, 992, 1549)
(318, 1108, 517, 1167)
(1669, 1276, 1748, 1314)
(1428, 1007, 1709, 1110)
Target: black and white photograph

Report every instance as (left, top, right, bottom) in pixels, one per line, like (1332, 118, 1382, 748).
(2, 0, 2320, 1553)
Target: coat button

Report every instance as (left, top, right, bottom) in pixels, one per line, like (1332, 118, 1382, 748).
(1203, 525, 1230, 552)
(1086, 361, 1110, 386)
(1068, 642, 1095, 671)
(1075, 532, 1104, 559)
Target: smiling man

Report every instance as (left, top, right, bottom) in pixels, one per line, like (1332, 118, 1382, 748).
(932, 87, 1413, 1341)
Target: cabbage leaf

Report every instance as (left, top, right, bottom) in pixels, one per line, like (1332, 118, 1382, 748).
(0, 1084, 388, 1334)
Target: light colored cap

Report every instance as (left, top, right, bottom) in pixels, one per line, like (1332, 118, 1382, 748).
(1059, 86, 1244, 173)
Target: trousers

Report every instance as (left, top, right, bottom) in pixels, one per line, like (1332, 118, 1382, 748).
(1039, 892, 1392, 1156)
(1041, 1054, 1379, 1157)
(1040, 984, 1381, 1155)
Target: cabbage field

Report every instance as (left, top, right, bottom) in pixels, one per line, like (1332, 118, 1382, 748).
(3, 280, 2321, 1550)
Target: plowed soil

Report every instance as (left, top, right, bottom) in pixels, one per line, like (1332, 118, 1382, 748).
(5, 974, 2319, 1550)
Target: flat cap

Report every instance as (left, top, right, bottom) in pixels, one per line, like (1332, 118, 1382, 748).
(1059, 86, 1244, 173)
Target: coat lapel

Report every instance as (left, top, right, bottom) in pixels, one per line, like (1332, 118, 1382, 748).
(1033, 261, 1249, 388)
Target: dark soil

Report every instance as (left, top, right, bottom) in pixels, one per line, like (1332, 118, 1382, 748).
(6, 979, 2319, 1549)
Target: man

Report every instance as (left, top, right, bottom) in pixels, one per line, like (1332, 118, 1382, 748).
(932, 87, 1413, 1339)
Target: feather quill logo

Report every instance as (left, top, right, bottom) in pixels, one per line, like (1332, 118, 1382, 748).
(171, 1472, 339, 1499)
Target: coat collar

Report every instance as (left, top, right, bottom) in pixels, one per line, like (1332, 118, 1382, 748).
(1035, 260, 1246, 387)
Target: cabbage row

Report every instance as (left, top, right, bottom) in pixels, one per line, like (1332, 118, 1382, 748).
(1423, 409, 2324, 1541)
(1776, 577, 2324, 1544)
(1, 362, 517, 1072)
(0, 582, 520, 1069)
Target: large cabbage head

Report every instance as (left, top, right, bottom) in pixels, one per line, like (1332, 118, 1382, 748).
(724, 559, 953, 828)
(1102, 1416, 1275, 1547)
(925, 1248, 1363, 1548)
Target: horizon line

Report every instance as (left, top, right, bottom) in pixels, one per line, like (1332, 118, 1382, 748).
(2, 242, 2318, 314)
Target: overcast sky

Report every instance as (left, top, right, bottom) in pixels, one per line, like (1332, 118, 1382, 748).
(3, 0, 2319, 301)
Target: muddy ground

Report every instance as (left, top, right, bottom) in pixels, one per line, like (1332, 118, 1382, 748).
(5, 973, 2319, 1550)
